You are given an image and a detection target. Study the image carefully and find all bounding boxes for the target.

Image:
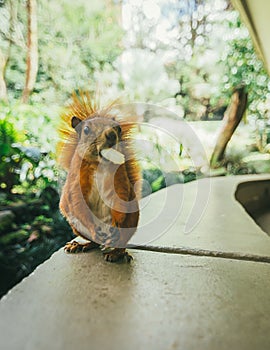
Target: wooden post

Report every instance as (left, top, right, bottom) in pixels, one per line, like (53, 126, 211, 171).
(210, 85, 248, 167)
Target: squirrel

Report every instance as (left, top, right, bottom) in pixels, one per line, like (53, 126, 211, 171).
(57, 92, 141, 262)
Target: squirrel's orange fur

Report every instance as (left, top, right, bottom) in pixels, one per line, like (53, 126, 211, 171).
(57, 92, 140, 262)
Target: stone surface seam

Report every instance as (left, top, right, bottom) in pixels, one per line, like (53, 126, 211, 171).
(128, 245, 270, 264)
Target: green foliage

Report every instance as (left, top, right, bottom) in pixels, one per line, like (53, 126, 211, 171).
(220, 13, 270, 121)
(2, 0, 270, 126)
(142, 168, 197, 196)
(0, 100, 71, 297)
(0, 117, 23, 192)
(0, 102, 59, 194)
(114, 49, 179, 102)
(0, 192, 73, 298)
(0, 0, 124, 103)
(34, 0, 123, 103)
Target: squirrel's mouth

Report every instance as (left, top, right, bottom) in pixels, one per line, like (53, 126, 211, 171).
(99, 147, 125, 165)
(99, 150, 109, 162)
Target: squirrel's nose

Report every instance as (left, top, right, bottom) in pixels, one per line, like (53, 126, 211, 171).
(105, 130, 117, 144)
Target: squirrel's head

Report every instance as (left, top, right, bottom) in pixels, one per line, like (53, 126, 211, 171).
(71, 115, 122, 163)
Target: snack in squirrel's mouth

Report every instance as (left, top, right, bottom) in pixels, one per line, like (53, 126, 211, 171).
(100, 148, 125, 164)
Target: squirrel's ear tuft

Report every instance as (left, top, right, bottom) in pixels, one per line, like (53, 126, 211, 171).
(71, 116, 82, 134)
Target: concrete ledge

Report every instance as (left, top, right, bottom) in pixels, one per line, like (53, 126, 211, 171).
(1, 174, 270, 350)
(1, 248, 270, 350)
(131, 174, 270, 258)
(235, 179, 270, 235)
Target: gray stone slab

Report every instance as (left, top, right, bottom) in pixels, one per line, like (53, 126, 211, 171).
(130, 174, 270, 257)
(1, 249, 270, 350)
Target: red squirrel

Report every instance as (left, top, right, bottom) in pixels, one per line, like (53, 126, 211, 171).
(57, 92, 140, 262)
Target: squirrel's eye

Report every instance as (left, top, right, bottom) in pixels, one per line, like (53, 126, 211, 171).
(84, 126, 90, 135)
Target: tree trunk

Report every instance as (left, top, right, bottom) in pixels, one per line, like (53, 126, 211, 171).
(0, 49, 8, 102)
(210, 86, 248, 167)
(22, 0, 38, 103)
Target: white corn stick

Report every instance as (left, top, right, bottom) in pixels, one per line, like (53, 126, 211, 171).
(101, 148, 125, 164)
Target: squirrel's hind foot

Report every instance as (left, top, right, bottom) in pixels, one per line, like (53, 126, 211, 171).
(64, 240, 99, 253)
(103, 248, 133, 263)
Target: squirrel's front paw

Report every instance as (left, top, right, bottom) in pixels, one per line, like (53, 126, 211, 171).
(103, 248, 133, 263)
(64, 240, 99, 253)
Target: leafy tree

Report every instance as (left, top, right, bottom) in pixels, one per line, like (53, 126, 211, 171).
(0, 0, 25, 101)
(220, 11, 270, 118)
(0, 0, 124, 103)
(34, 0, 123, 103)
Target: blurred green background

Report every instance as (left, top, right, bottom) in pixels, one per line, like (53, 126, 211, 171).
(1, 0, 270, 297)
